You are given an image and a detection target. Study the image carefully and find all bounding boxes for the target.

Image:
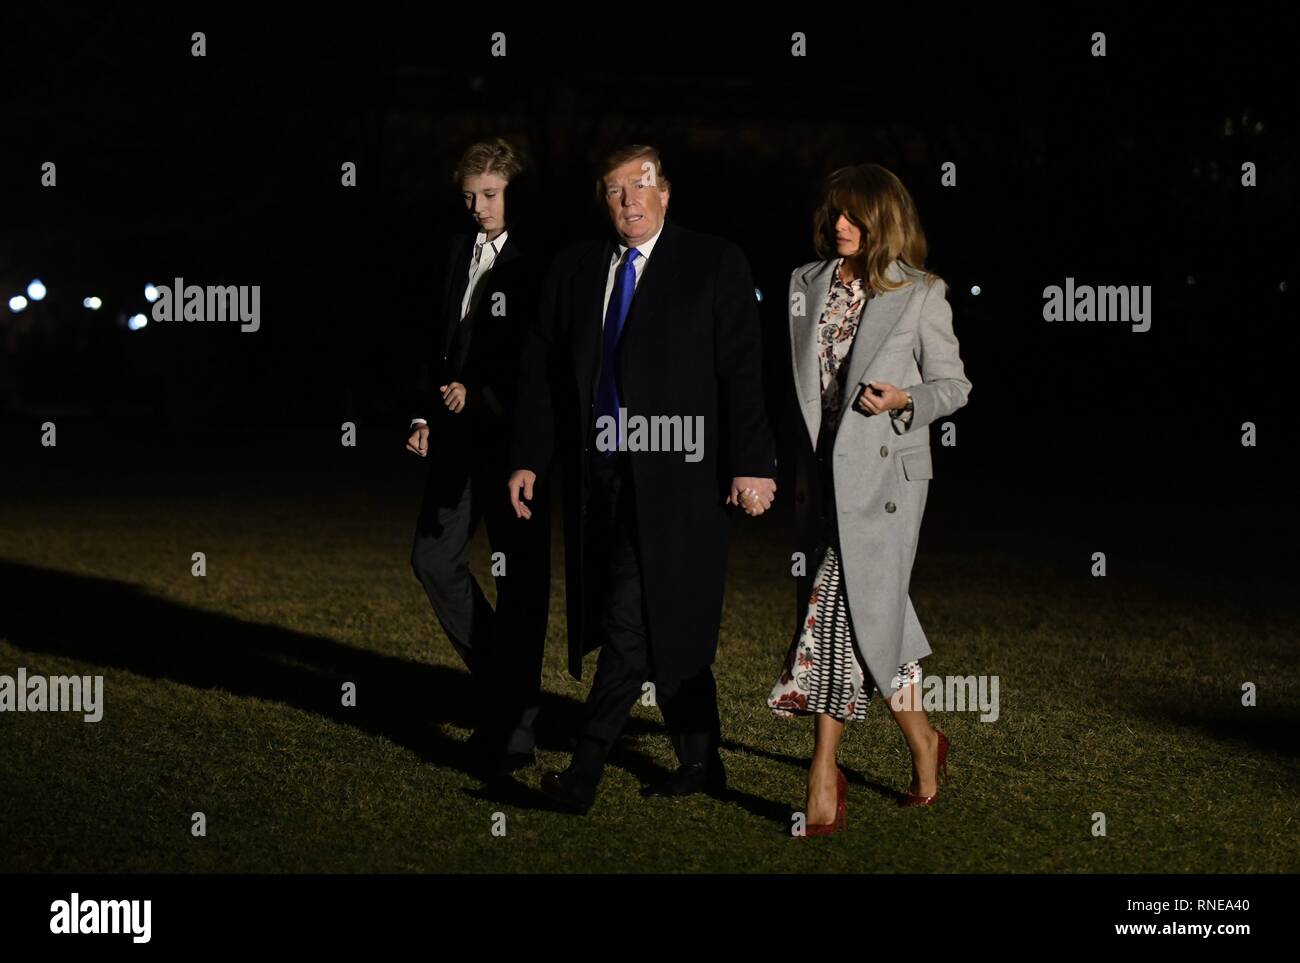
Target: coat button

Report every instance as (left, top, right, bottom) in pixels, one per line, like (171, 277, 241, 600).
(880, 446, 888, 457)
(885, 501, 896, 513)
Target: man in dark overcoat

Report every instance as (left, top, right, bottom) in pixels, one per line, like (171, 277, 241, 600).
(508, 144, 777, 814)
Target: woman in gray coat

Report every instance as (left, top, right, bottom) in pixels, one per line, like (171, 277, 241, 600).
(766, 163, 971, 833)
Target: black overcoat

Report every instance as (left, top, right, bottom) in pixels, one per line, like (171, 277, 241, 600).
(511, 219, 776, 682)
(417, 230, 541, 499)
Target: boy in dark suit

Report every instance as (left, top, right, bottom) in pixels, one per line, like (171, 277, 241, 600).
(408, 138, 550, 777)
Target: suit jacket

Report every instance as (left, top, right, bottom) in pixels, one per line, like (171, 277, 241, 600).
(416, 230, 540, 480)
(512, 218, 777, 681)
(789, 257, 972, 695)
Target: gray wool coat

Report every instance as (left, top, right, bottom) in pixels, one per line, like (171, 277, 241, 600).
(789, 257, 972, 696)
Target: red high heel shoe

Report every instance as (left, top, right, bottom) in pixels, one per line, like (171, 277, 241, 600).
(899, 729, 949, 807)
(803, 768, 848, 836)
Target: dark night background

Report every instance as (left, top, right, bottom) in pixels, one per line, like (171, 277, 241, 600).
(1, 5, 1296, 599)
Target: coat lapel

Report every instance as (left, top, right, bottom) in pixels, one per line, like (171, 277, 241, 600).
(441, 234, 473, 355)
(493, 232, 520, 270)
(578, 221, 673, 398)
(791, 258, 913, 447)
(615, 219, 675, 361)
(842, 259, 911, 392)
(791, 259, 834, 446)
(575, 238, 617, 397)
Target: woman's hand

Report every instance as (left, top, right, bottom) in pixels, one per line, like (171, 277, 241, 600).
(855, 380, 908, 415)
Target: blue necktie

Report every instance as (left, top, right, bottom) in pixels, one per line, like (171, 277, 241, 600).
(596, 247, 641, 456)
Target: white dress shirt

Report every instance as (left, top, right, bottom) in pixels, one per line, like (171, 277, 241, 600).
(460, 229, 507, 323)
(602, 221, 663, 323)
(411, 229, 508, 429)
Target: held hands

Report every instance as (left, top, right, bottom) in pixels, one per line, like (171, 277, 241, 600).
(440, 382, 467, 414)
(508, 469, 537, 520)
(405, 423, 429, 457)
(728, 477, 776, 517)
(856, 380, 908, 416)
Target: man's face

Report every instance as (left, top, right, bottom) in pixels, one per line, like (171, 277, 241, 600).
(462, 172, 508, 239)
(603, 159, 669, 245)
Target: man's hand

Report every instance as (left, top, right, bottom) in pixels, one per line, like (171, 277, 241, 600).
(508, 469, 537, 520)
(440, 382, 467, 413)
(856, 380, 908, 415)
(727, 476, 776, 516)
(405, 423, 429, 457)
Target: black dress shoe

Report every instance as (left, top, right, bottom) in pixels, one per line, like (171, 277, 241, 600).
(470, 746, 537, 781)
(464, 727, 497, 759)
(464, 728, 521, 777)
(640, 757, 727, 798)
(490, 749, 536, 777)
(540, 769, 597, 815)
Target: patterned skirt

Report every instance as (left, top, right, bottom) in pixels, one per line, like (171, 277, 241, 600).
(767, 544, 921, 722)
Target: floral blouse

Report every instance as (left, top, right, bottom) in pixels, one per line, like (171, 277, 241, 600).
(817, 259, 914, 429)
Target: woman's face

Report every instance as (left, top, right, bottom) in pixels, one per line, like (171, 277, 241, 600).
(834, 212, 863, 257)
(462, 171, 508, 238)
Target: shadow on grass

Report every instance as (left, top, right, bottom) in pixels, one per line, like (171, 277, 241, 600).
(0, 559, 685, 805)
(1125, 697, 1300, 766)
(722, 740, 906, 824)
(462, 744, 681, 814)
(0, 558, 953, 822)
(465, 740, 904, 825)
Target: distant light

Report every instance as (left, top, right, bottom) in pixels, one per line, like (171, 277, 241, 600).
(8, 295, 28, 313)
(1281, 281, 1289, 293)
(128, 313, 148, 331)
(1186, 275, 1196, 285)
(26, 279, 47, 301)
(754, 287, 763, 303)
(144, 283, 160, 303)
(970, 285, 981, 296)
(83, 296, 103, 310)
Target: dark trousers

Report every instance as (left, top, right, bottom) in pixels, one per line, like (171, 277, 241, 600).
(569, 451, 722, 786)
(410, 453, 550, 755)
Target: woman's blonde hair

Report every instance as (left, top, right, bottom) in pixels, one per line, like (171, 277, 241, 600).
(812, 163, 941, 294)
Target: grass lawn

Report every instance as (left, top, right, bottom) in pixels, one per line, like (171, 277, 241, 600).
(2, 437, 1296, 872)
